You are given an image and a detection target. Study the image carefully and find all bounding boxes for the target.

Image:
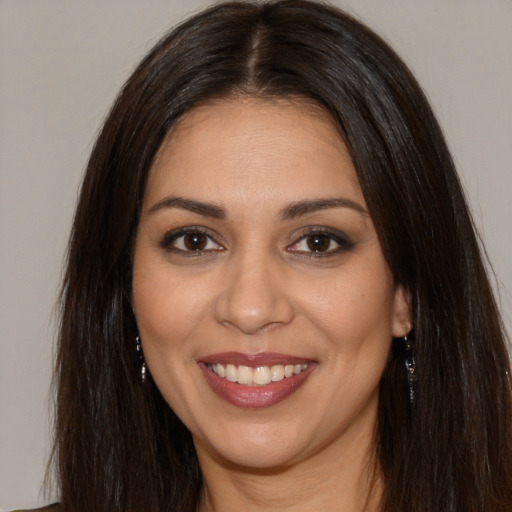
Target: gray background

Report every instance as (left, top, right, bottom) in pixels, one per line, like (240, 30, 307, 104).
(1, 0, 510, 509)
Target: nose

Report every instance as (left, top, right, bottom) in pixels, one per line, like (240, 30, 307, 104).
(213, 252, 295, 335)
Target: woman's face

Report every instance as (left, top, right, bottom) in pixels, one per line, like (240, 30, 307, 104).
(132, 98, 410, 470)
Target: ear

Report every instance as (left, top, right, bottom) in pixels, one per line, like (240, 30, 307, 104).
(391, 285, 412, 337)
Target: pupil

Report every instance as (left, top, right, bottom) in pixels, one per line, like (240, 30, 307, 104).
(307, 234, 330, 252)
(184, 232, 207, 251)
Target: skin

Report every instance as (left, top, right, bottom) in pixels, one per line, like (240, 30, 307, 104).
(132, 98, 411, 512)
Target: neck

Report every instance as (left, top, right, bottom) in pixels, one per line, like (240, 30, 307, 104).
(195, 423, 382, 512)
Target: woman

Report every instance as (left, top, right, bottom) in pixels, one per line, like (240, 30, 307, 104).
(29, 0, 512, 510)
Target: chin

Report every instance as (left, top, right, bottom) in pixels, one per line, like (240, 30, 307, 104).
(194, 421, 311, 470)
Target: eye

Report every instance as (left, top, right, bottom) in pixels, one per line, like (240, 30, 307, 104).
(160, 228, 224, 254)
(288, 229, 353, 255)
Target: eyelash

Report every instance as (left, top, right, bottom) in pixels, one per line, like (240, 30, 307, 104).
(159, 227, 354, 257)
(159, 227, 224, 255)
(287, 228, 354, 257)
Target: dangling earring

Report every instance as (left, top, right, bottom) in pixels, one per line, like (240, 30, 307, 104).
(135, 335, 147, 383)
(403, 331, 417, 408)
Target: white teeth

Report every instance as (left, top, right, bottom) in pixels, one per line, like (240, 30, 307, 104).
(253, 366, 271, 385)
(270, 365, 285, 382)
(237, 365, 253, 385)
(225, 364, 237, 382)
(216, 363, 225, 378)
(207, 362, 309, 386)
(284, 365, 294, 378)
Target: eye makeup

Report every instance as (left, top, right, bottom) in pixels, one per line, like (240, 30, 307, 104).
(159, 226, 225, 255)
(287, 227, 354, 257)
(157, 223, 354, 261)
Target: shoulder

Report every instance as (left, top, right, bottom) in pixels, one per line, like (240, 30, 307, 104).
(11, 505, 61, 512)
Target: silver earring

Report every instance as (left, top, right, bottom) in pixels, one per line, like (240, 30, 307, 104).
(135, 335, 147, 383)
(403, 332, 417, 407)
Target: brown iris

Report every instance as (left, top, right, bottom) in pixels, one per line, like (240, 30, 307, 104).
(184, 232, 208, 251)
(306, 234, 332, 252)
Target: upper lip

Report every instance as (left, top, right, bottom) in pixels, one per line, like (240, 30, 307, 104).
(199, 351, 314, 367)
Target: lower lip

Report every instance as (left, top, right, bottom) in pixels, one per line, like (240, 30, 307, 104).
(199, 363, 316, 408)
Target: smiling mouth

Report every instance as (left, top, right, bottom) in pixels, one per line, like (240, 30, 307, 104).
(199, 353, 316, 408)
(206, 362, 310, 386)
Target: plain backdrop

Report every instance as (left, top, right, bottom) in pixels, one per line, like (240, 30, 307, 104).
(1, 0, 510, 509)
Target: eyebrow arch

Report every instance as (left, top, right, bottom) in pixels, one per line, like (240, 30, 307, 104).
(280, 198, 369, 220)
(147, 196, 226, 219)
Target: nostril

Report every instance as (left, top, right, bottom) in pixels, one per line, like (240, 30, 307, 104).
(212, 266, 294, 334)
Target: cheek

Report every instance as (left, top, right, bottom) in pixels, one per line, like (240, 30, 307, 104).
(296, 261, 395, 356)
(132, 256, 213, 349)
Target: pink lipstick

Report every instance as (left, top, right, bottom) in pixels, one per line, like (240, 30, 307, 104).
(198, 352, 316, 408)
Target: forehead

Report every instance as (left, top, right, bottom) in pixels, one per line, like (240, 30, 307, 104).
(144, 97, 364, 210)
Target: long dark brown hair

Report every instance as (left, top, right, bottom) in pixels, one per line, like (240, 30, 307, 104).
(52, 1, 512, 511)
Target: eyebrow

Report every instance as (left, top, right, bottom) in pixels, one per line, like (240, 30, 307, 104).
(147, 196, 226, 219)
(279, 198, 369, 220)
(147, 195, 368, 220)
